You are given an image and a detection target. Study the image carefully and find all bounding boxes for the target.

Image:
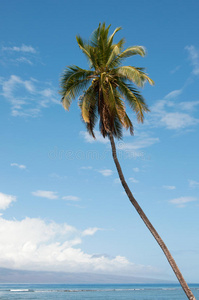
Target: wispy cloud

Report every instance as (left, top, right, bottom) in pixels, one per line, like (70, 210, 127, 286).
(80, 131, 109, 144)
(1, 44, 38, 66)
(161, 112, 199, 129)
(49, 173, 67, 180)
(2, 44, 37, 54)
(62, 196, 80, 201)
(129, 177, 139, 183)
(82, 227, 102, 236)
(150, 94, 199, 131)
(80, 130, 159, 154)
(117, 137, 159, 151)
(0, 75, 59, 117)
(15, 57, 33, 65)
(170, 65, 181, 74)
(133, 168, 140, 172)
(0, 192, 16, 210)
(11, 163, 26, 169)
(80, 166, 93, 170)
(185, 45, 199, 75)
(189, 180, 199, 188)
(179, 101, 199, 111)
(114, 178, 120, 184)
(98, 169, 113, 177)
(32, 190, 58, 200)
(163, 185, 176, 190)
(169, 196, 197, 207)
(164, 89, 183, 99)
(33, 191, 80, 202)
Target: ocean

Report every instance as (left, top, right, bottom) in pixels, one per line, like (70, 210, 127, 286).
(0, 283, 198, 299)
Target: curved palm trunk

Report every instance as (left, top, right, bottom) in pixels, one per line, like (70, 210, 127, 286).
(109, 133, 196, 300)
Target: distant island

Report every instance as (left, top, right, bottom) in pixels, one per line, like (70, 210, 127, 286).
(0, 267, 175, 284)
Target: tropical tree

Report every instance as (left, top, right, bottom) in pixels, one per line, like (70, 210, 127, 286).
(60, 23, 195, 300)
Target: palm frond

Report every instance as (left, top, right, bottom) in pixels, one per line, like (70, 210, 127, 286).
(123, 113, 134, 135)
(117, 80, 149, 123)
(106, 38, 125, 68)
(116, 66, 154, 87)
(115, 96, 126, 120)
(119, 46, 146, 59)
(107, 81, 117, 114)
(109, 46, 145, 69)
(90, 23, 102, 47)
(76, 36, 91, 62)
(112, 115, 123, 139)
(114, 94, 133, 135)
(86, 104, 98, 138)
(108, 26, 122, 45)
(60, 66, 93, 110)
(79, 83, 98, 123)
(90, 23, 110, 67)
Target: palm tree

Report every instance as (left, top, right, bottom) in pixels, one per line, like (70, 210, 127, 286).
(60, 23, 195, 300)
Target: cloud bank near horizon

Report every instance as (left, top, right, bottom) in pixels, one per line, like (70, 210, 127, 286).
(0, 216, 160, 278)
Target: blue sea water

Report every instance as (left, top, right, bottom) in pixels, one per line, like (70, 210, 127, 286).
(0, 283, 198, 299)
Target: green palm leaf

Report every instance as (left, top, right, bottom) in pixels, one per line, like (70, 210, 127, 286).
(116, 66, 155, 87)
(117, 79, 149, 122)
(76, 36, 92, 65)
(60, 66, 94, 110)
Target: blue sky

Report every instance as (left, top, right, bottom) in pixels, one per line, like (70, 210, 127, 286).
(0, 0, 199, 282)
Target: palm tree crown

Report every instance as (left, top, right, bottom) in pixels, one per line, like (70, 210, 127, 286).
(60, 23, 154, 139)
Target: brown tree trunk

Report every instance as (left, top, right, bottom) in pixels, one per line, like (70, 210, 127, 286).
(109, 133, 196, 300)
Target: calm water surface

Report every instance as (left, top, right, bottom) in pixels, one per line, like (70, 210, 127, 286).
(0, 283, 198, 300)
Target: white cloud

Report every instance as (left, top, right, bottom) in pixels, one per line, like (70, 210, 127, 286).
(149, 91, 199, 131)
(170, 65, 181, 74)
(129, 177, 139, 183)
(161, 112, 199, 129)
(163, 185, 176, 190)
(80, 130, 159, 158)
(1, 44, 39, 67)
(80, 131, 109, 144)
(133, 168, 140, 172)
(15, 57, 33, 65)
(0, 75, 59, 117)
(185, 45, 199, 75)
(165, 89, 182, 99)
(189, 180, 199, 188)
(11, 163, 26, 169)
(169, 196, 197, 207)
(80, 166, 93, 170)
(0, 193, 16, 210)
(49, 173, 67, 180)
(114, 178, 120, 184)
(32, 190, 58, 200)
(62, 196, 80, 201)
(117, 137, 159, 151)
(150, 99, 167, 115)
(0, 216, 158, 277)
(40, 88, 54, 98)
(2, 44, 36, 54)
(98, 169, 113, 177)
(82, 227, 101, 236)
(179, 101, 199, 111)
